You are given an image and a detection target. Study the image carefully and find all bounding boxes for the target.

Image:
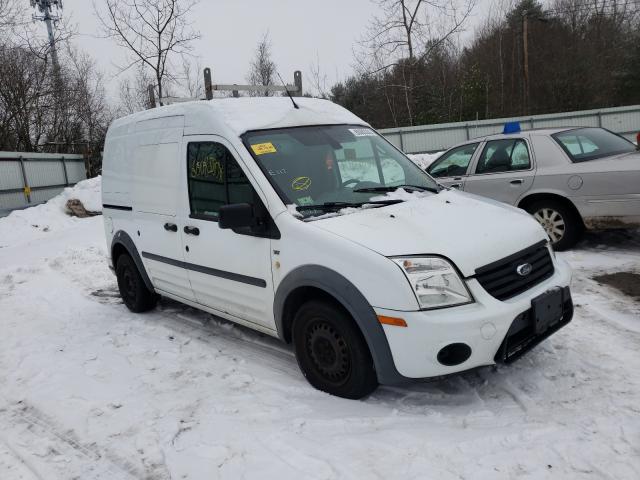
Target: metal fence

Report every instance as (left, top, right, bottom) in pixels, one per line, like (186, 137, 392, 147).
(379, 104, 640, 154)
(0, 151, 87, 214)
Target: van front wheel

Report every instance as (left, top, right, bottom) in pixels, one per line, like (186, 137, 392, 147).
(292, 300, 378, 399)
(116, 254, 158, 313)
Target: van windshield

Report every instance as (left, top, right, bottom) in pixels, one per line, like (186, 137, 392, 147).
(242, 125, 439, 215)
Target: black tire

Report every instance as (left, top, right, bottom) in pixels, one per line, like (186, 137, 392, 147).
(526, 199, 583, 251)
(292, 300, 378, 399)
(115, 254, 158, 313)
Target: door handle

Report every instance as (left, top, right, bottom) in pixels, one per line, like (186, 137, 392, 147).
(450, 183, 462, 189)
(510, 179, 524, 185)
(164, 222, 178, 232)
(184, 226, 200, 236)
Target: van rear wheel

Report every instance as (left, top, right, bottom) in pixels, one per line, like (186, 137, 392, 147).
(116, 254, 158, 313)
(292, 300, 378, 399)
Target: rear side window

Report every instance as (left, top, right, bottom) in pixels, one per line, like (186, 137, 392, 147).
(475, 139, 531, 174)
(187, 142, 254, 220)
(429, 143, 478, 178)
(552, 127, 635, 162)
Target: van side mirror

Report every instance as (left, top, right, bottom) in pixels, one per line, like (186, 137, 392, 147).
(219, 203, 254, 229)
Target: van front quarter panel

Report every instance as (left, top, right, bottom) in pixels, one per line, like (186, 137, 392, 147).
(269, 213, 422, 385)
(273, 264, 408, 386)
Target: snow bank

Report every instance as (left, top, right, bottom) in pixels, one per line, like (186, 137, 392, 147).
(0, 176, 101, 248)
(407, 152, 442, 170)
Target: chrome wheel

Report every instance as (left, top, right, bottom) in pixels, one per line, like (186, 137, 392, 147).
(534, 208, 566, 244)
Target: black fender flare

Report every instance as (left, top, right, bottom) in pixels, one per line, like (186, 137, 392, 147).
(110, 230, 155, 292)
(273, 265, 407, 385)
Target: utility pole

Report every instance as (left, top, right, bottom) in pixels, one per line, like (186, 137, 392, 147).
(30, 0, 63, 77)
(522, 10, 530, 116)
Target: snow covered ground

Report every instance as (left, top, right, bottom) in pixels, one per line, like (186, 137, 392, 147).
(1, 180, 639, 479)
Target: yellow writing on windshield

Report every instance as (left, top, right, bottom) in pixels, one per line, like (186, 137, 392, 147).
(292, 176, 311, 191)
(191, 155, 224, 182)
(251, 142, 277, 155)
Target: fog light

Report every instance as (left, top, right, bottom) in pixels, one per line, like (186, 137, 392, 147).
(437, 343, 471, 366)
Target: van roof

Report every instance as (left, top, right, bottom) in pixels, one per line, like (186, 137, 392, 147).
(109, 97, 368, 137)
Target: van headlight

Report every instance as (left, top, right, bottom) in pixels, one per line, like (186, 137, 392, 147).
(392, 257, 473, 309)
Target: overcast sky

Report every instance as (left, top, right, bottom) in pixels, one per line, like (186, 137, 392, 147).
(48, 0, 497, 103)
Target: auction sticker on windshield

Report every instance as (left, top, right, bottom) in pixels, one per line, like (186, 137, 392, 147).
(349, 128, 376, 137)
(251, 142, 277, 155)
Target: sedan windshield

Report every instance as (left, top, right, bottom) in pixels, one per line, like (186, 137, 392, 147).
(552, 127, 636, 162)
(242, 125, 438, 216)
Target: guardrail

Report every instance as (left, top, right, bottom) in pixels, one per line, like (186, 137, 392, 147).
(0, 151, 87, 213)
(379, 104, 640, 154)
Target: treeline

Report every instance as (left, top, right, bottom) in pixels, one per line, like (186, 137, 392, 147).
(331, 0, 640, 129)
(0, 43, 109, 162)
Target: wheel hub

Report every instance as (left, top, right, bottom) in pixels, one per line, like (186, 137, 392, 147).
(533, 208, 565, 243)
(306, 322, 350, 384)
(121, 269, 135, 300)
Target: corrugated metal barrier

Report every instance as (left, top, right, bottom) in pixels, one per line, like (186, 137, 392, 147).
(380, 105, 640, 153)
(0, 151, 87, 214)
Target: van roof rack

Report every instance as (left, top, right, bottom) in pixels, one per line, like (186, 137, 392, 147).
(148, 68, 303, 108)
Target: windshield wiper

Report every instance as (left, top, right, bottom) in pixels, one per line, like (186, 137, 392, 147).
(353, 184, 440, 194)
(295, 200, 403, 211)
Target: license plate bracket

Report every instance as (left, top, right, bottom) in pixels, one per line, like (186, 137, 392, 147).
(531, 287, 564, 335)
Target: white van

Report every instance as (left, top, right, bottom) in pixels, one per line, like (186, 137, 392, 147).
(102, 97, 573, 399)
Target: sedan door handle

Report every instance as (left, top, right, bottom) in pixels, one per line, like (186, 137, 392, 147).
(164, 222, 178, 232)
(450, 183, 462, 189)
(510, 179, 524, 185)
(183, 226, 200, 236)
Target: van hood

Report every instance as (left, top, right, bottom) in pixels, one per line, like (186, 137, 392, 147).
(309, 189, 547, 277)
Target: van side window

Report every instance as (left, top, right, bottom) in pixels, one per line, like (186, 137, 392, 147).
(187, 142, 253, 220)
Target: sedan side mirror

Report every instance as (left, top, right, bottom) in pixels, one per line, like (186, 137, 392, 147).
(219, 203, 254, 230)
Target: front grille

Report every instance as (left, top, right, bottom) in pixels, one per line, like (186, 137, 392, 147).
(475, 241, 554, 300)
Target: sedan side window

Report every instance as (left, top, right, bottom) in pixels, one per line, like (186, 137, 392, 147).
(429, 143, 478, 178)
(476, 139, 531, 174)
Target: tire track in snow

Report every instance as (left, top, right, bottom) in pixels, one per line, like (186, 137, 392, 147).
(0, 437, 43, 480)
(0, 400, 143, 480)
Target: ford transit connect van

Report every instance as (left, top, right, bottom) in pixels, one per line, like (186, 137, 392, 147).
(102, 98, 573, 399)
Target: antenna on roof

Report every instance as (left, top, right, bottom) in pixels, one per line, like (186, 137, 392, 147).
(277, 72, 299, 110)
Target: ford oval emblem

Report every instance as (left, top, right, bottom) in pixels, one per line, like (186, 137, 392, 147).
(516, 263, 533, 276)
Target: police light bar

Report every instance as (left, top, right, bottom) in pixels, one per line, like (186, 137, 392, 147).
(503, 122, 521, 134)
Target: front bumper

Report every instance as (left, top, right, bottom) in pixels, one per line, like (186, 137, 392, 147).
(376, 257, 573, 379)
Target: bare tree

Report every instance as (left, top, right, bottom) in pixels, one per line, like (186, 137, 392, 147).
(358, 0, 477, 125)
(246, 32, 277, 96)
(0, 41, 109, 160)
(309, 52, 330, 99)
(96, 0, 200, 103)
(118, 66, 154, 114)
(0, 0, 20, 34)
(179, 55, 203, 99)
